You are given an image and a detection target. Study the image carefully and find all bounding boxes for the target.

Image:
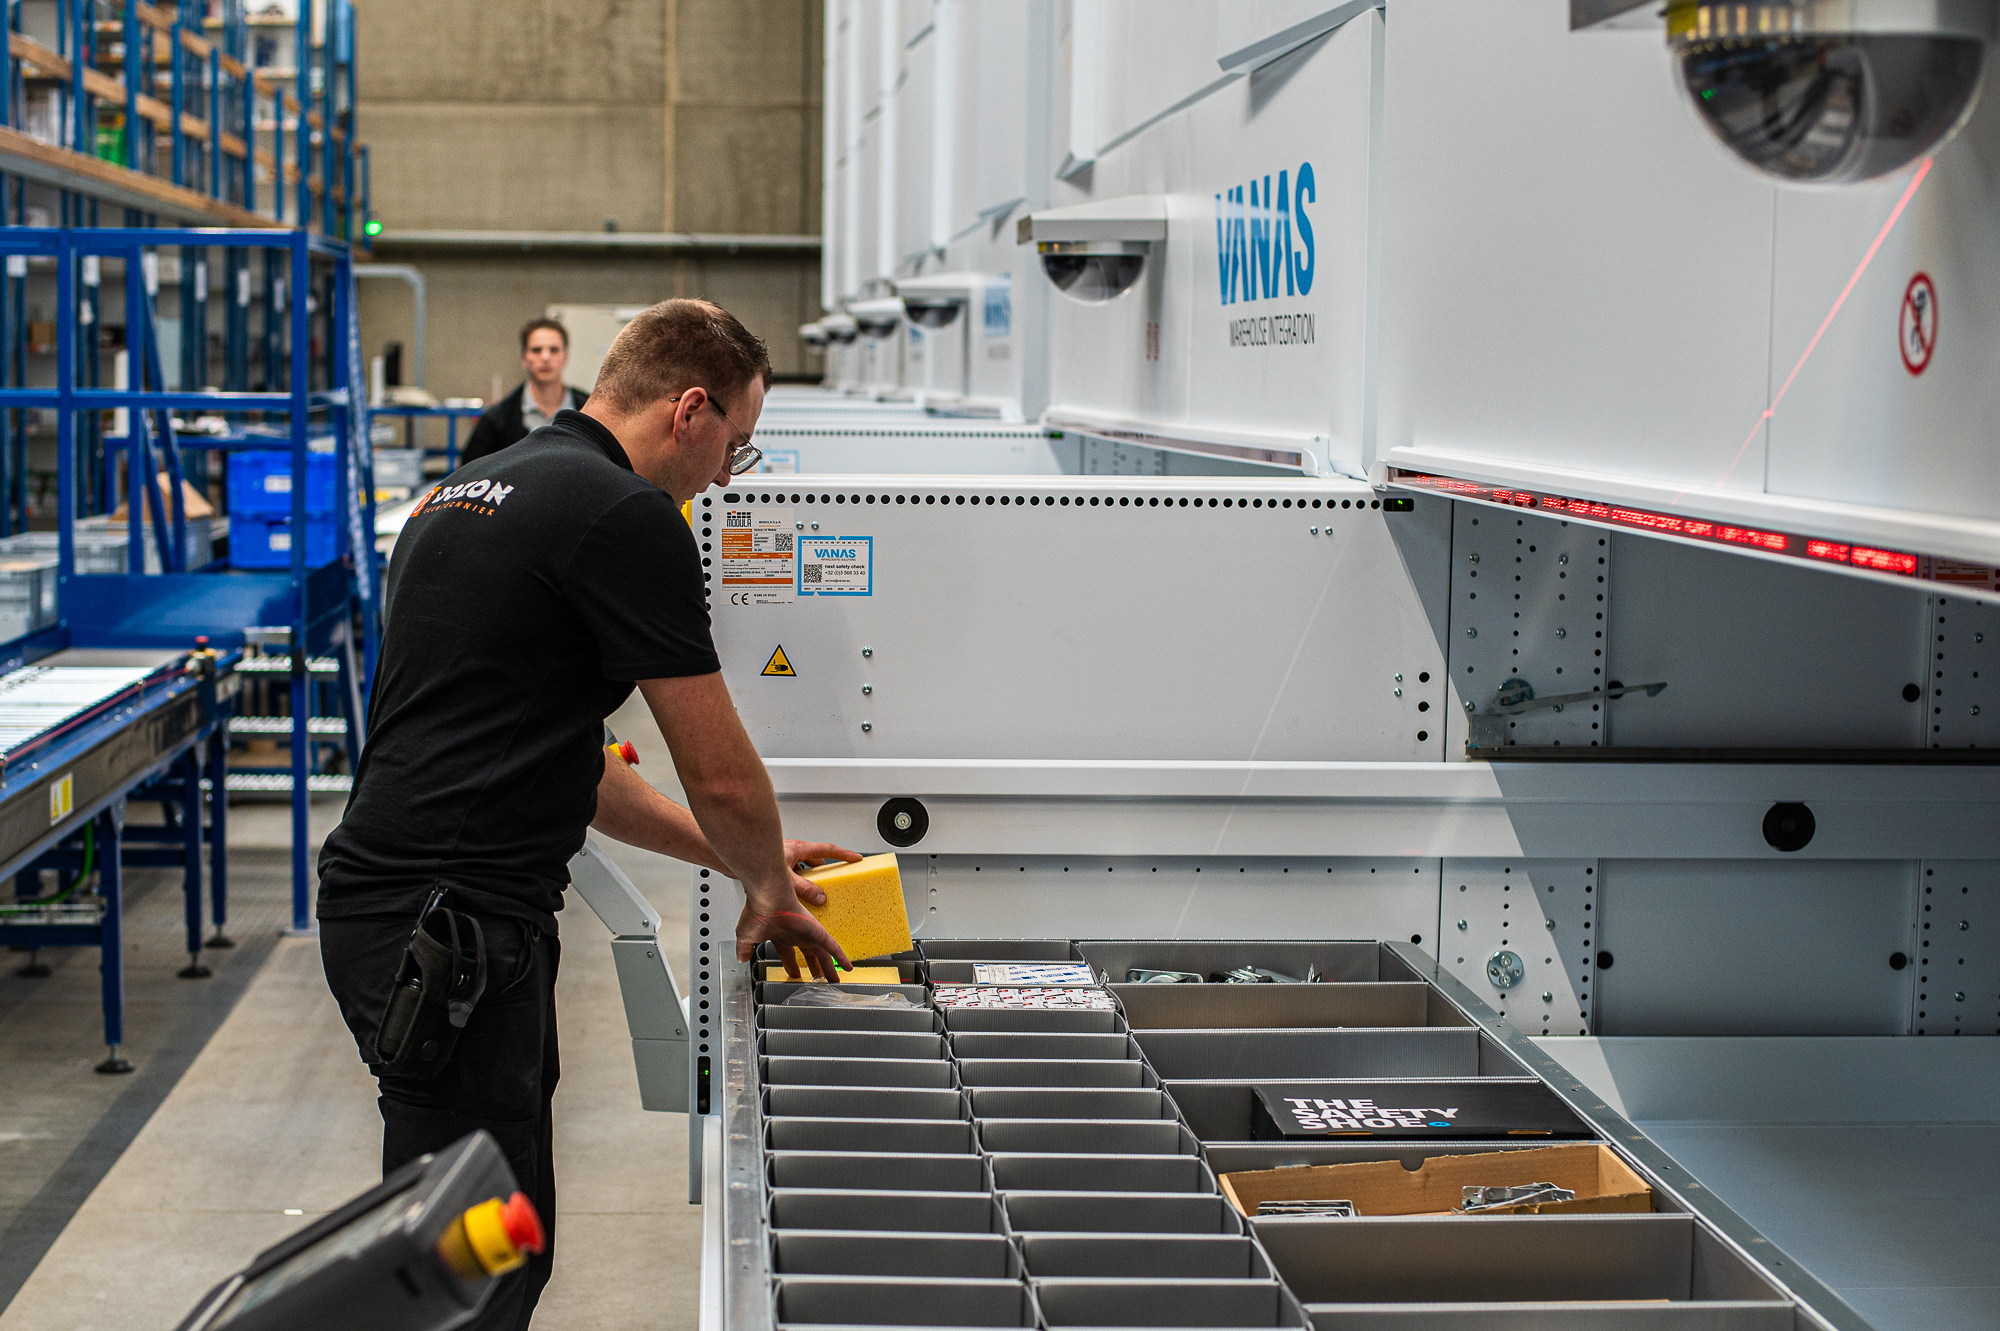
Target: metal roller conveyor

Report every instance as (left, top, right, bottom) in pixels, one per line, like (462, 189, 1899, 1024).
(0, 648, 235, 1073)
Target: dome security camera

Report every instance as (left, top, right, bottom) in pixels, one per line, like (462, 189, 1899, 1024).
(902, 299, 962, 329)
(819, 313, 859, 345)
(1665, 0, 1993, 183)
(1037, 242, 1150, 305)
(799, 322, 830, 350)
(1015, 195, 1167, 305)
(846, 298, 906, 339)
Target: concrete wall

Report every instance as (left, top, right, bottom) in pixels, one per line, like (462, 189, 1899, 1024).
(355, 0, 824, 403)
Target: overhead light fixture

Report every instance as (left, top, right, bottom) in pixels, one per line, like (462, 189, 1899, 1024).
(1017, 195, 1168, 305)
(1578, 1, 1995, 183)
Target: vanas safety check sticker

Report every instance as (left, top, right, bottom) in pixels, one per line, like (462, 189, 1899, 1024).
(797, 536, 871, 596)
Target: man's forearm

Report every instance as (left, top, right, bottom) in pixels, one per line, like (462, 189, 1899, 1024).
(589, 754, 727, 872)
(638, 675, 795, 903)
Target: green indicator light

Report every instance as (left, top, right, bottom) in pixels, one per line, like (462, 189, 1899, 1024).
(364, 219, 383, 236)
(1701, 88, 1716, 100)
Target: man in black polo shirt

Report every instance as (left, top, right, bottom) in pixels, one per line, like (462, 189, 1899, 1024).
(318, 299, 853, 1330)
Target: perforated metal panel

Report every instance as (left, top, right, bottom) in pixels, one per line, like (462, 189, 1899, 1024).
(1915, 861, 2000, 1036)
(1929, 595, 2000, 750)
(1440, 859, 1595, 1037)
(917, 856, 1439, 955)
(1446, 508, 1611, 747)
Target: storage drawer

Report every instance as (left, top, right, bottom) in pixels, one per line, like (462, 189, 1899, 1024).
(1076, 941, 1381, 985)
(950, 1032, 1140, 1061)
(769, 1117, 978, 1154)
(763, 981, 928, 1006)
(762, 1057, 956, 1089)
(773, 1275, 1036, 1327)
(1254, 1215, 1787, 1305)
(763, 1029, 948, 1059)
(1134, 1029, 1481, 1081)
(1203, 1141, 1601, 1179)
(1033, 1278, 1306, 1327)
(770, 1151, 989, 1192)
(770, 1189, 1008, 1233)
(1003, 1192, 1244, 1234)
(1299, 1304, 1795, 1329)
(968, 1088, 1178, 1120)
(771, 1231, 1022, 1278)
(919, 938, 1084, 962)
(976, 1119, 1197, 1156)
(990, 1153, 1213, 1194)
(1114, 984, 1468, 1031)
(1017, 1235, 1272, 1280)
(956, 1059, 1155, 1088)
(765, 1087, 966, 1120)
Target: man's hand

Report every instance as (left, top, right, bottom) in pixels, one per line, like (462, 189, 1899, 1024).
(783, 840, 863, 907)
(738, 900, 852, 980)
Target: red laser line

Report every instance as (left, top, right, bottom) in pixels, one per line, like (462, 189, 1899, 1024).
(1693, 156, 1934, 502)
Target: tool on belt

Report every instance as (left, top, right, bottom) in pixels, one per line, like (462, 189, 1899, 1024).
(375, 887, 488, 1077)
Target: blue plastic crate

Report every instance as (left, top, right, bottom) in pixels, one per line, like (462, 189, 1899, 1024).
(229, 513, 340, 569)
(228, 447, 338, 516)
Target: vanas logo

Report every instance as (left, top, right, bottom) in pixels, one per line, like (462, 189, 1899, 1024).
(413, 478, 515, 515)
(1214, 162, 1315, 305)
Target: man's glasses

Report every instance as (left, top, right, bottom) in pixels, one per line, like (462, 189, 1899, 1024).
(669, 392, 761, 475)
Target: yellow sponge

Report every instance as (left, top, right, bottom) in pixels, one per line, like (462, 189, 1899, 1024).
(793, 852, 912, 966)
(765, 964, 904, 984)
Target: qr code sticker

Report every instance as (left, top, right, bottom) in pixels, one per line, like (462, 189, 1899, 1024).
(725, 512, 750, 527)
(802, 565, 822, 584)
(775, 533, 793, 552)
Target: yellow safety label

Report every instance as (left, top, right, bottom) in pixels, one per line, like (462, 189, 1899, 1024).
(49, 773, 72, 825)
(761, 646, 797, 677)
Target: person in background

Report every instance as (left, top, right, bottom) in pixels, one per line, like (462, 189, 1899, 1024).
(460, 318, 591, 466)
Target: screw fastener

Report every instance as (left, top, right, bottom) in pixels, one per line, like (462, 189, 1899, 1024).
(1555, 628, 1566, 639)
(861, 647, 873, 658)
(1541, 991, 1553, 1003)
(1457, 920, 1468, 930)
(1466, 628, 1478, 639)
(861, 685, 872, 695)
(860, 722, 872, 732)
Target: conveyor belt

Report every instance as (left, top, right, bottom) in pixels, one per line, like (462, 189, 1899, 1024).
(0, 665, 161, 752)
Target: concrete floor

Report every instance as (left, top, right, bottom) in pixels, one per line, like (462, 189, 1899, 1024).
(0, 689, 702, 1329)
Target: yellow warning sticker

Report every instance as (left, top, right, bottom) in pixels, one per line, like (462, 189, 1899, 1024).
(49, 773, 72, 825)
(761, 646, 797, 677)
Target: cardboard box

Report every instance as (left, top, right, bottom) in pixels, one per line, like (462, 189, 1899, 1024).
(1250, 1081, 1592, 1140)
(1219, 1143, 1652, 1218)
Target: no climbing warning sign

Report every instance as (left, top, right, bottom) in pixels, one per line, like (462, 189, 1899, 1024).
(761, 646, 796, 677)
(1901, 272, 1937, 376)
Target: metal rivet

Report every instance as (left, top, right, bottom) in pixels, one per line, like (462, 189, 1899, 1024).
(1961, 921, 1971, 931)
(1558, 553, 1568, 565)
(1464, 700, 1475, 713)
(794, 522, 804, 530)
(1545, 920, 1556, 930)
(1555, 628, 1566, 639)
(1468, 553, 1480, 564)
(861, 647, 873, 658)
(1394, 673, 1403, 683)
(1466, 627, 1478, 638)
(861, 684, 872, 695)
(1309, 526, 1319, 534)
(1956, 991, 1966, 1002)
(1541, 991, 1553, 1002)
(810, 521, 819, 530)
(860, 722, 872, 732)
(1457, 919, 1467, 930)
(1393, 687, 1403, 697)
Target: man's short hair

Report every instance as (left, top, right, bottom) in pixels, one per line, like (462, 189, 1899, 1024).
(519, 317, 568, 352)
(592, 299, 772, 413)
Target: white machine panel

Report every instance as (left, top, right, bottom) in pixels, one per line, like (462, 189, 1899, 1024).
(1441, 859, 1596, 1039)
(1916, 860, 2000, 1037)
(739, 422, 1073, 477)
(1930, 594, 2000, 750)
(701, 477, 1450, 761)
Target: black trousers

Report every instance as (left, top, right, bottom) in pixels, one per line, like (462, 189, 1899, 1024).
(321, 910, 561, 1331)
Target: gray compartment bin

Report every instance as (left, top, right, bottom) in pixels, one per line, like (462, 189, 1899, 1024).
(769, 1117, 978, 1154)
(920, 939, 1083, 962)
(969, 1088, 1178, 1120)
(1033, 1279, 1304, 1327)
(1113, 984, 1467, 1031)
(763, 981, 928, 1006)
(763, 1029, 948, 1059)
(1203, 1140, 1607, 1179)
(1018, 1236, 1270, 1280)
(763, 1057, 956, 1089)
(1003, 1192, 1244, 1234)
(1133, 1029, 1480, 1081)
(771, 1189, 1007, 1233)
(772, 1231, 1021, 1278)
(774, 1276, 1036, 1327)
(956, 1059, 1154, 1088)
(1300, 1303, 1795, 1329)
(990, 1153, 1214, 1194)
(760, 1005, 942, 1034)
(977, 1119, 1196, 1156)
(766, 1087, 966, 1120)
(771, 1151, 989, 1192)
(1076, 941, 1381, 985)
(944, 1007, 1126, 1034)
(951, 1032, 1139, 1061)
(1254, 1215, 1786, 1305)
